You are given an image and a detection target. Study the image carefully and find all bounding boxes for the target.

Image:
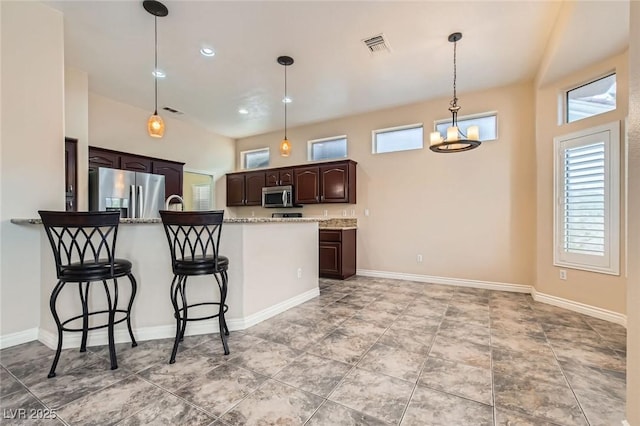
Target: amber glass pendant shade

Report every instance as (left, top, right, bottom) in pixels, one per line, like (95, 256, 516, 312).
(280, 137, 291, 157)
(148, 113, 165, 138)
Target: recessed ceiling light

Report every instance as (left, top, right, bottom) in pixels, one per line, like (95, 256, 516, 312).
(200, 47, 215, 57)
(152, 69, 166, 78)
(282, 97, 292, 103)
(238, 108, 249, 115)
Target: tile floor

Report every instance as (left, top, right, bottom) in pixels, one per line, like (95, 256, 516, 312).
(0, 276, 627, 425)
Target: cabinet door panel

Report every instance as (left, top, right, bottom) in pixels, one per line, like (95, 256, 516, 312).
(265, 171, 280, 187)
(121, 154, 152, 172)
(279, 169, 294, 186)
(226, 174, 246, 206)
(320, 164, 348, 203)
(152, 160, 183, 200)
(319, 242, 341, 276)
(245, 172, 266, 206)
(294, 167, 319, 204)
(65, 138, 77, 211)
(88, 148, 120, 171)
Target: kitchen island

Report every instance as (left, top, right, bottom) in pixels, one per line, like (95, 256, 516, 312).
(11, 217, 321, 349)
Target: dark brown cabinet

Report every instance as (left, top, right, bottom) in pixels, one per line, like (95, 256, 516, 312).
(294, 160, 356, 205)
(88, 146, 184, 200)
(152, 160, 184, 201)
(226, 159, 356, 207)
(88, 147, 120, 172)
(294, 167, 321, 204)
(121, 154, 152, 172)
(266, 168, 294, 187)
(319, 229, 356, 279)
(65, 138, 78, 212)
(225, 172, 265, 206)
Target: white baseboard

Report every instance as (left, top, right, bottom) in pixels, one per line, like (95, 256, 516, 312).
(532, 289, 627, 327)
(37, 287, 320, 350)
(0, 328, 39, 350)
(356, 269, 532, 293)
(357, 268, 627, 328)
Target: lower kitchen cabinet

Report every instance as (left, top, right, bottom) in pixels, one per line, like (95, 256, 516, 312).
(319, 228, 356, 279)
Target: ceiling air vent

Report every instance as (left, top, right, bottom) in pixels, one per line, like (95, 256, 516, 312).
(362, 33, 391, 54)
(162, 106, 184, 115)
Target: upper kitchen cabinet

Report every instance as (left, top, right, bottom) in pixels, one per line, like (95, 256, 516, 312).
(152, 159, 184, 200)
(65, 138, 77, 212)
(294, 160, 357, 204)
(88, 147, 120, 172)
(121, 154, 152, 173)
(88, 146, 184, 200)
(226, 172, 266, 206)
(265, 168, 294, 187)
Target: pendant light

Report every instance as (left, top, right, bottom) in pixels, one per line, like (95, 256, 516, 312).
(429, 33, 481, 153)
(278, 55, 294, 157)
(143, 0, 168, 138)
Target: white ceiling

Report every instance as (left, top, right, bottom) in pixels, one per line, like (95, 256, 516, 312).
(45, 1, 629, 139)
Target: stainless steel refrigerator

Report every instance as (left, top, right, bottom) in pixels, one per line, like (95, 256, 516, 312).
(89, 167, 165, 218)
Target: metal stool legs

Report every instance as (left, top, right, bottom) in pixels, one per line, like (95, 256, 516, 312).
(168, 271, 229, 364)
(47, 278, 138, 378)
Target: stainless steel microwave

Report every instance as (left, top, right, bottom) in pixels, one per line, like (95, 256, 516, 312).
(262, 185, 294, 208)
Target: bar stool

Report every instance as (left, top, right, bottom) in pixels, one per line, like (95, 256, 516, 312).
(159, 210, 229, 363)
(39, 211, 138, 378)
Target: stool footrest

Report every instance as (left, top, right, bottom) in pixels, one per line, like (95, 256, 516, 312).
(174, 302, 229, 322)
(60, 310, 131, 332)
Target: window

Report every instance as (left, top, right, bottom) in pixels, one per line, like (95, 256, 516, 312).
(434, 112, 497, 141)
(192, 184, 212, 211)
(372, 124, 423, 154)
(566, 73, 616, 123)
(553, 121, 620, 275)
(308, 135, 347, 161)
(241, 148, 269, 170)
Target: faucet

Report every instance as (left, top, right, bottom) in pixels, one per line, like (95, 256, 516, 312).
(165, 194, 184, 210)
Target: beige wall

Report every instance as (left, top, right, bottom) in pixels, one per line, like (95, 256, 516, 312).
(88, 93, 236, 209)
(534, 52, 628, 314)
(0, 1, 64, 337)
(64, 68, 89, 210)
(235, 82, 536, 286)
(626, 1, 639, 423)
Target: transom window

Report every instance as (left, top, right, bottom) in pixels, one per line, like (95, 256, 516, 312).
(553, 121, 620, 275)
(372, 124, 423, 154)
(566, 73, 616, 123)
(308, 135, 347, 161)
(240, 148, 269, 170)
(434, 112, 497, 142)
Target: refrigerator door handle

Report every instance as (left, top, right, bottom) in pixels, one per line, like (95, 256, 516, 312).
(137, 185, 144, 219)
(129, 185, 137, 218)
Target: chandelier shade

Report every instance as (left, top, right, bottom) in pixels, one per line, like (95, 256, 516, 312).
(278, 55, 294, 157)
(429, 32, 481, 153)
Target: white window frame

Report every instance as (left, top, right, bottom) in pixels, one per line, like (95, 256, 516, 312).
(553, 121, 620, 275)
(240, 147, 269, 170)
(434, 111, 498, 142)
(563, 72, 616, 124)
(372, 123, 423, 154)
(307, 135, 348, 161)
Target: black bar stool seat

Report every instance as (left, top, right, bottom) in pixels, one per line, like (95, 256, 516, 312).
(39, 210, 138, 378)
(159, 210, 230, 364)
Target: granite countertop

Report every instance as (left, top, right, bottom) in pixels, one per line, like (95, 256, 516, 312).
(11, 216, 358, 228)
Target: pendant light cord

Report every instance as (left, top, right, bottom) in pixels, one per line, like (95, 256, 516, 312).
(154, 15, 158, 115)
(284, 64, 288, 139)
(449, 39, 459, 127)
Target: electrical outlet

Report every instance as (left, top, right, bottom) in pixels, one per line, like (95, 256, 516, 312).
(251, 211, 255, 217)
(364, 209, 370, 217)
(297, 268, 302, 279)
(323, 210, 328, 217)
(417, 254, 423, 263)
(559, 269, 567, 280)
(342, 210, 347, 217)
(351, 209, 356, 216)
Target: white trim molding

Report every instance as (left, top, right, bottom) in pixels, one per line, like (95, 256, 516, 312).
(38, 287, 319, 350)
(357, 268, 627, 327)
(532, 288, 627, 327)
(0, 328, 39, 350)
(356, 269, 532, 293)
